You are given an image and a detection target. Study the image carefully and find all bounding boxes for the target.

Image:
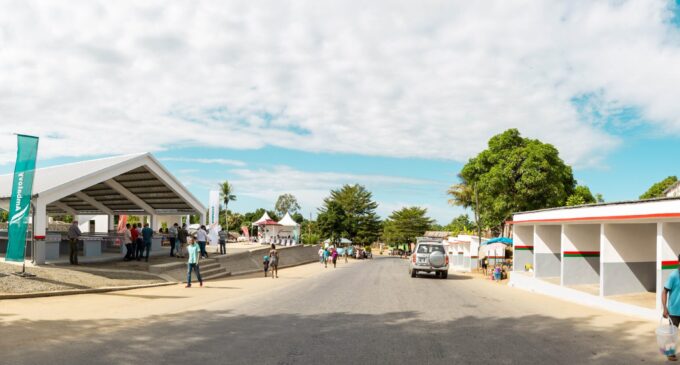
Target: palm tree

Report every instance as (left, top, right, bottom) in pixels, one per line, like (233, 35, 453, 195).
(447, 181, 473, 209)
(219, 181, 236, 242)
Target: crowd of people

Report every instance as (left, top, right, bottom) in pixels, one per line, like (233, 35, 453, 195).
(317, 246, 343, 268)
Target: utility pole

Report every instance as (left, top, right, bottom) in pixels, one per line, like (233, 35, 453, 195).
(474, 183, 483, 256)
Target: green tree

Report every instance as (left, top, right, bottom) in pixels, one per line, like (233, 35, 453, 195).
(459, 129, 576, 230)
(640, 176, 678, 199)
(317, 201, 347, 244)
(219, 181, 237, 238)
(382, 207, 433, 244)
(320, 184, 381, 245)
(444, 214, 475, 235)
(0, 210, 8, 222)
(274, 194, 301, 216)
(566, 185, 597, 206)
(300, 218, 319, 245)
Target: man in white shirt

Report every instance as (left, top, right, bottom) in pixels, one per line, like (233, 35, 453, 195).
(196, 225, 209, 259)
(123, 223, 133, 261)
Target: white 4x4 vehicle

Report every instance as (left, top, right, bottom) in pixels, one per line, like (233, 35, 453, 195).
(409, 238, 449, 279)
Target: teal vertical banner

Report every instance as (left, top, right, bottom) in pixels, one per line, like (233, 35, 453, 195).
(5, 135, 39, 262)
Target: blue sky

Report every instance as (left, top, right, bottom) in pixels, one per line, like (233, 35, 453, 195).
(1, 1, 680, 224)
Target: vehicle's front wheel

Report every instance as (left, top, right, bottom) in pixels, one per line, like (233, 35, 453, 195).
(411, 269, 417, 278)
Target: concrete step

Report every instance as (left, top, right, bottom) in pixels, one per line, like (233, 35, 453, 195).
(200, 262, 221, 271)
(203, 270, 232, 281)
(149, 258, 218, 274)
(201, 267, 228, 277)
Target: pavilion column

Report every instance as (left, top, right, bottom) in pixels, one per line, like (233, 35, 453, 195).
(33, 198, 48, 264)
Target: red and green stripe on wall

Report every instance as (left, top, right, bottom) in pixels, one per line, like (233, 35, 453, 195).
(563, 251, 599, 258)
(663, 261, 679, 270)
(515, 246, 533, 251)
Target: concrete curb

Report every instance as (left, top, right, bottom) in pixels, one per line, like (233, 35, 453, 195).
(0, 282, 176, 300)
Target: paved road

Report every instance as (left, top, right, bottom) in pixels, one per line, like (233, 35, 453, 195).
(0, 256, 660, 364)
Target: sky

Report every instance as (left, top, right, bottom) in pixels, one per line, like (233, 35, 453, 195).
(1, 1, 680, 224)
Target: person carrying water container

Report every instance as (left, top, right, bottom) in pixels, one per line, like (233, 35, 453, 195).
(662, 254, 680, 361)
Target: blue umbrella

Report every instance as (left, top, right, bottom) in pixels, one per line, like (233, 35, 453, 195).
(484, 237, 513, 245)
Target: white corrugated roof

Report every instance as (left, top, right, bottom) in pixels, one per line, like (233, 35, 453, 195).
(0, 153, 147, 199)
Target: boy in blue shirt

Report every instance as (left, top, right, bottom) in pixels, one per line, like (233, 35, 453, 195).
(662, 254, 680, 361)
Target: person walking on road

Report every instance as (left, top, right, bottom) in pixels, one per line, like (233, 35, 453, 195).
(663, 254, 680, 361)
(344, 248, 348, 263)
(323, 247, 330, 268)
(168, 223, 178, 257)
(331, 247, 338, 268)
(185, 238, 203, 288)
(318, 247, 324, 265)
(123, 223, 133, 261)
(141, 223, 154, 262)
(196, 225, 209, 259)
(67, 221, 82, 265)
(269, 244, 279, 279)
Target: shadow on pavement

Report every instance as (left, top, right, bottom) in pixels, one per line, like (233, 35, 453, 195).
(0, 309, 656, 364)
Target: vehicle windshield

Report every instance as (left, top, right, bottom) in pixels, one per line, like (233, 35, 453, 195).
(417, 244, 445, 254)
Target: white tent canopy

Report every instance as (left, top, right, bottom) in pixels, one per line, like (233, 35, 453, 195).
(252, 211, 274, 226)
(277, 212, 300, 227)
(323, 238, 352, 245)
(0, 152, 206, 237)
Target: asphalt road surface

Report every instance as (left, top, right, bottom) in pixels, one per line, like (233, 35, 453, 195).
(0, 256, 661, 364)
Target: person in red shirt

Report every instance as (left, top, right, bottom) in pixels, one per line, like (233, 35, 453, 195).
(130, 225, 139, 260)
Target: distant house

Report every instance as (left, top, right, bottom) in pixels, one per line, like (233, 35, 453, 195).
(664, 181, 680, 197)
(423, 231, 451, 240)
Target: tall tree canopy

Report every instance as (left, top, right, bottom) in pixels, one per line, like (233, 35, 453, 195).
(274, 193, 301, 216)
(458, 129, 576, 229)
(566, 185, 597, 206)
(640, 176, 677, 199)
(444, 214, 475, 235)
(318, 184, 381, 244)
(316, 200, 347, 244)
(381, 207, 433, 244)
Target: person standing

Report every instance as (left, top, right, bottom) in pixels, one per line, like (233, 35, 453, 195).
(263, 255, 270, 277)
(269, 244, 279, 279)
(177, 224, 188, 258)
(141, 223, 154, 262)
(123, 223, 133, 261)
(185, 238, 203, 288)
(67, 220, 82, 265)
(135, 223, 144, 260)
(331, 247, 338, 268)
(168, 223, 178, 257)
(130, 223, 139, 259)
(344, 248, 349, 263)
(218, 230, 227, 255)
(318, 247, 324, 265)
(196, 225, 209, 258)
(663, 254, 680, 361)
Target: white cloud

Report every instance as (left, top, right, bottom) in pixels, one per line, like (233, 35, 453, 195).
(1, 1, 679, 167)
(160, 157, 246, 167)
(227, 165, 445, 216)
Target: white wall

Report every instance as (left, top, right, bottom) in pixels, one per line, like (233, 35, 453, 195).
(514, 225, 534, 246)
(76, 215, 109, 233)
(535, 225, 561, 254)
(602, 223, 656, 263)
(661, 222, 680, 261)
(562, 224, 600, 252)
